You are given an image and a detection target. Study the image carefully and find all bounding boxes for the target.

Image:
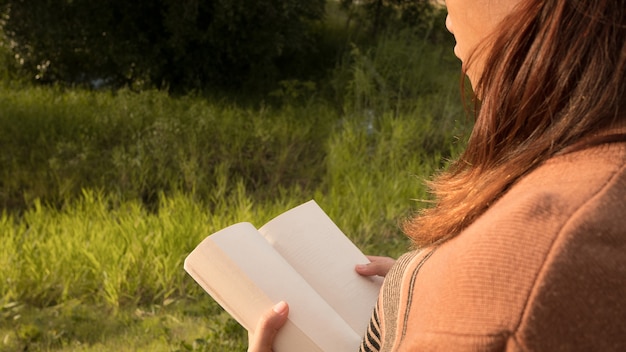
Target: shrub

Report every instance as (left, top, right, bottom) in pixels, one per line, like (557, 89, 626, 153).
(0, 0, 326, 91)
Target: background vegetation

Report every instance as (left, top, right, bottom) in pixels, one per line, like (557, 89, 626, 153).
(0, 0, 327, 91)
(0, 1, 467, 351)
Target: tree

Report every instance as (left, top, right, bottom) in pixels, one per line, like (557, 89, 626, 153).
(0, 0, 326, 91)
(340, 0, 437, 38)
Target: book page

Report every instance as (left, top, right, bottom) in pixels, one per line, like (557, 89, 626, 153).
(258, 200, 383, 338)
(184, 222, 362, 352)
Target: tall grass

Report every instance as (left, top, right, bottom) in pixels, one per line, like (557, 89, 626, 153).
(1, 106, 465, 309)
(0, 87, 336, 211)
(0, 28, 466, 350)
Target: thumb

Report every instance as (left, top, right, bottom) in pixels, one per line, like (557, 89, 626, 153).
(249, 301, 289, 352)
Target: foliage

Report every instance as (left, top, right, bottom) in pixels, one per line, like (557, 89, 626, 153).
(0, 26, 17, 81)
(331, 28, 457, 115)
(0, 87, 333, 212)
(0, 23, 460, 213)
(1, 104, 465, 350)
(0, 0, 326, 91)
(340, 0, 442, 37)
(0, 96, 466, 352)
(0, 298, 246, 351)
(0, 16, 468, 350)
(0, 1, 448, 93)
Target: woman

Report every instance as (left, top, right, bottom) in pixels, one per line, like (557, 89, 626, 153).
(251, 0, 626, 350)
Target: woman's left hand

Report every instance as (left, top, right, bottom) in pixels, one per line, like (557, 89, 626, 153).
(355, 255, 396, 277)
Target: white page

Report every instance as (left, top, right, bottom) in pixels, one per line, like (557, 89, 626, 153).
(184, 222, 362, 351)
(258, 200, 383, 337)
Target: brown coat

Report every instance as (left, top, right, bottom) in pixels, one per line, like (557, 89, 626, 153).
(361, 138, 626, 351)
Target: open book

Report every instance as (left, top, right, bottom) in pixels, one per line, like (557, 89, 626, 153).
(184, 200, 383, 351)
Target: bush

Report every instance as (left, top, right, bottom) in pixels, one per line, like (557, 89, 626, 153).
(330, 28, 459, 116)
(0, 0, 326, 91)
(340, 0, 442, 38)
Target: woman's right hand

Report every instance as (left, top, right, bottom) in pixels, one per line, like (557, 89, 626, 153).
(355, 255, 396, 277)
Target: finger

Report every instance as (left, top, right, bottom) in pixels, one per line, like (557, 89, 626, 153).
(355, 262, 378, 276)
(355, 256, 395, 277)
(248, 301, 289, 352)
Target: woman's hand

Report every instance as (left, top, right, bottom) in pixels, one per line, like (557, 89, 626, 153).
(355, 255, 396, 277)
(247, 256, 392, 351)
(247, 301, 289, 352)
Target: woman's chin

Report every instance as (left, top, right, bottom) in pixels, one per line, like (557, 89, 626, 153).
(453, 45, 463, 61)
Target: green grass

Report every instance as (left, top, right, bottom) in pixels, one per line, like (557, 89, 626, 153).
(1, 298, 247, 352)
(0, 105, 466, 350)
(0, 27, 466, 350)
(0, 86, 337, 211)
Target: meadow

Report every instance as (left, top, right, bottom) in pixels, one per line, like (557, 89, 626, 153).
(0, 24, 467, 351)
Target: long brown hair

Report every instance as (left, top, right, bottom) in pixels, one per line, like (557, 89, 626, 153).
(405, 0, 626, 247)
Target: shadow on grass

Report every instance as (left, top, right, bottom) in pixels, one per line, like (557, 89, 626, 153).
(1, 297, 246, 352)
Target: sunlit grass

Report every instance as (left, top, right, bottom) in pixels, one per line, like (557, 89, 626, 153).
(0, 298, 246, 352)
(1, 102, 465, 350)
(0, 24, 465, 350)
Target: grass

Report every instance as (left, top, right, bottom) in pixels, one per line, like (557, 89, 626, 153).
(1, 298, 246, 352)
(0, 86, 338, 212)
(0, 25, 467, 351)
